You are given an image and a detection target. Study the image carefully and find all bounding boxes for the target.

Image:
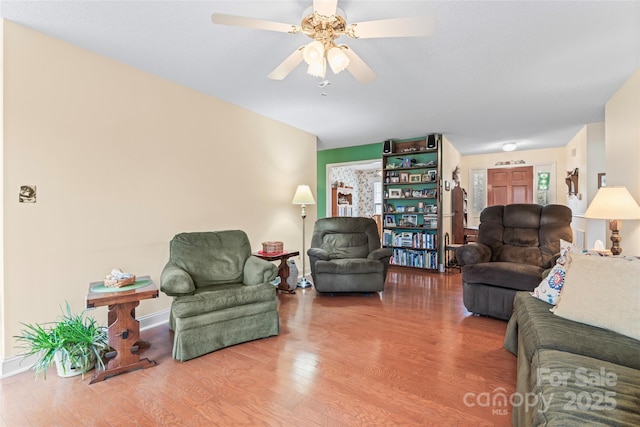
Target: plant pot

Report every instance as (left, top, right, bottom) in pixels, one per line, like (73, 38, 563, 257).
(54, 350, 94, 378)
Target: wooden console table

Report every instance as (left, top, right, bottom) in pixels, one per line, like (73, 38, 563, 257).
(86, 276, 158, 384)
(253, 251, 299, 294)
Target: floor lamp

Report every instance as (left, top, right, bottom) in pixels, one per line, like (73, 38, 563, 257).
(584, 186, 640, 255)
(292, 185, 315, 288)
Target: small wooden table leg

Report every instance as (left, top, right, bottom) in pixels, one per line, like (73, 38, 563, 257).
(89, 301, 157, 384)
(276, 258, 295, 294)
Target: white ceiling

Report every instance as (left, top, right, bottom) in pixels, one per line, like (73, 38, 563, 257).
(2, 1, 639, 155)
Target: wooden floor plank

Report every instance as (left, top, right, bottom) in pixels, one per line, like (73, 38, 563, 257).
(1, 269, 515, 426)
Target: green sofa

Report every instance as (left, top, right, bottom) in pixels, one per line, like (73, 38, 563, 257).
(160, 230, 279, 362)
(504, 292, 640, 426)
(307, 217, 392, 293)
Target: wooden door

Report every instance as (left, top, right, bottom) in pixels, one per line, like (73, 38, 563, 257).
(487, 166, 533, 206)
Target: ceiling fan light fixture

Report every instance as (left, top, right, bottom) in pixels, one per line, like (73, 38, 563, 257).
(307, 59, 326, 78)
(327, 46, 350, 73)
(303, 40, 325, 65)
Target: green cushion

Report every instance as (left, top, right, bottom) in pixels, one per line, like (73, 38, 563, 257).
(169, 230, 250, 288)
(530, 350, 640, 426)
(513, 292, 640, 371)
(171, 282, 276, 318)
(315, 258, 384, 275)
(321, 233, 370, 259)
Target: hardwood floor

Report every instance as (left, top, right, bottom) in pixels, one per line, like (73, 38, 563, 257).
(0, 268, 516, 426)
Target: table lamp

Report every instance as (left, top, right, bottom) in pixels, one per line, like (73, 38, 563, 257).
(292, 185, 316, 288)
(584, 186, 640, 255)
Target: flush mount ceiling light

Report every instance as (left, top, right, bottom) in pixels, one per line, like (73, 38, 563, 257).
(503, 142, 517, 152)
(212, 0, 436, 83)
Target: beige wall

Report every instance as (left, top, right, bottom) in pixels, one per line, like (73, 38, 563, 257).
(564, 126, 588, 247)
(441, 136, 462, 243)
(566, 123, 607, 248)
(605, 68, 640, 256)
(2, 21, 317, 361)
(0, 20, 5, 365)
(460, 147, 566, 227)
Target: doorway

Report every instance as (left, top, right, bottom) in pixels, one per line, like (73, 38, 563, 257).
(325, 160, 382, 218)
(487, 166, 533, 205)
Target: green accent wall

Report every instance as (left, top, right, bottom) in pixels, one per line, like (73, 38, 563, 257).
(316, 142, 382, 218)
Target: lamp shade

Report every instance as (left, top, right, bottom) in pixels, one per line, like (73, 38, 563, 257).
(303, 41, 324, 65)
(307, 60, 326, 78)
(327, 46, 350, 73)
(584, 186, 640, 220)
(292, 185, 316, 205)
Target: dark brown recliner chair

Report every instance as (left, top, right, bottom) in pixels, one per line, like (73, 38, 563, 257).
(455, 204, 572, 320)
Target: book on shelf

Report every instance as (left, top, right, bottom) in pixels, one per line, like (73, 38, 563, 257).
(383, 230, 437, 249)
(389, 248, 438, 269)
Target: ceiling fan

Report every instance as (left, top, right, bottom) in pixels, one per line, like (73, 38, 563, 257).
(211, 0, 436, 83)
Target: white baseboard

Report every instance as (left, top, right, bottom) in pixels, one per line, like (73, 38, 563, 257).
(1, 309, 170, 379)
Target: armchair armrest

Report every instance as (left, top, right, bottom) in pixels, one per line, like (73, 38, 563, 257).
(368, 248, 393, 261)
(307, 247, 330, 261)
(160, 262, 196, 296)
(456, 243, 492, 266)
(243, 256, 278, 286)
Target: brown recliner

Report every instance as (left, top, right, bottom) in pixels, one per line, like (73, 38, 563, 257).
(455, 204, 573, 320)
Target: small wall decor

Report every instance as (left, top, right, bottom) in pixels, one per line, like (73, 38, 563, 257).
(495, 160, 526, 166)
(19, 185, 36, 203)
(565, 168, 579, 196)
(452, 165, 461, 185)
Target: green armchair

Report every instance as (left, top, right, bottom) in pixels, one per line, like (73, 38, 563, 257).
(308, 217, 393, 293)
(160, 230, 279, 361)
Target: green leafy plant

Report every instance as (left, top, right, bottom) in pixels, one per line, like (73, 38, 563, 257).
(14, 302, 109, 379)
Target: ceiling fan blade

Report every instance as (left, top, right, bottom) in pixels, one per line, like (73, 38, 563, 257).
(313, 0, 338, 17)
(349, 15, 436, 39)
(342, 46, 376, 84)
(268, 47, 305, 80)
(211, 13, 296, 34)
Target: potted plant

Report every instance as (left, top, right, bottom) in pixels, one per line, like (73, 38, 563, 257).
(14, 302, 110, 379)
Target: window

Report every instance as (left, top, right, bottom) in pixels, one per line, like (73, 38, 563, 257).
(374, 181, 383, 214)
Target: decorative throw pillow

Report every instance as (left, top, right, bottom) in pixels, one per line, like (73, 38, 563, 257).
(530, 239, 580, 305)
(552, 253, 640, 341)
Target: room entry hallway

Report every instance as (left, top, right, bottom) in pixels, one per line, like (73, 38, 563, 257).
(0, 268, 515, 426)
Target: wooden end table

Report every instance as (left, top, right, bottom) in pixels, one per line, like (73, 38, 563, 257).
(253, 251, 300, 294)
(86, 275, 159, 384)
